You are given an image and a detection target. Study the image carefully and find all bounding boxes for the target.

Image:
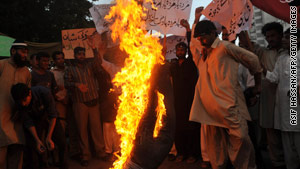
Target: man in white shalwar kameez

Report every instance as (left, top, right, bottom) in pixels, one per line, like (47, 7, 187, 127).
(189, 20, 262, 169)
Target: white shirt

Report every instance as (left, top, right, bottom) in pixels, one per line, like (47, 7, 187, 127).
(266, 50, 300, 131)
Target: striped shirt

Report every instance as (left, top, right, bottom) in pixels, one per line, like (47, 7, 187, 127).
(64, 59, 102, 103)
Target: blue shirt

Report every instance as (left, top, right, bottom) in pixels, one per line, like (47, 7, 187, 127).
(22, 86, 57, 128)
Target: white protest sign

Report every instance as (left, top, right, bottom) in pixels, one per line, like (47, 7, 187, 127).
(89, 4, 114, 34)
(143, 0, 193, 36)
(202, 0, 253, 41)
(61, 28, 99, 59)
(90, 4, 119, 48)
(160, 35, 187, 60)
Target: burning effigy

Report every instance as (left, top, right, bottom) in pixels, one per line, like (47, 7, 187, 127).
(104, 0, 175, 169)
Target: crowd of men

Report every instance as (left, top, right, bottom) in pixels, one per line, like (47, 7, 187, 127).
(0, 6, 299, 169)
(0, 34, 120, 169)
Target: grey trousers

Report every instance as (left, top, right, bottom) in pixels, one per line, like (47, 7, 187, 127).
(73, 102, 105, 160)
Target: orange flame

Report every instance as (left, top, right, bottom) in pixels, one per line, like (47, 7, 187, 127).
(105, 0, 165, 169)
(153, 91, 167, 138)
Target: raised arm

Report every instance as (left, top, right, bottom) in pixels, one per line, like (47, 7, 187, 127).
(180, 19, 194, 61)
(194, 7, 203, 25)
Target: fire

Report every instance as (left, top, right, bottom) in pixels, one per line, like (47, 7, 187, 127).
(153, 91, 166, 138)
(105, 0, 165, 168)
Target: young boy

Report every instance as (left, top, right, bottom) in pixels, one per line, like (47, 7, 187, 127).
(11, 83, 68, 169)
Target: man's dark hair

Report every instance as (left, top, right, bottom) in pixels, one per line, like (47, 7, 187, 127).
(74, 47, 86, 56)
(52, 51, 65, 61)
(175, 42, 188, 50)
(194, 20, 217, 38)
(11, 83, 30, 103)
(10, 83, 31, 122)
(261, 22, 283, 36)
(36, 52, 50, 61)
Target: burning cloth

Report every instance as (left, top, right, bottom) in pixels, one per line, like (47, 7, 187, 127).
(124, 63, 176, 169)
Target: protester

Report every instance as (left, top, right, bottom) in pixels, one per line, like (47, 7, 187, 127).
(239, 22, 286, 169)
(99, 70, 121, 162)
(50, 51, 68, 131)
(0, 40, 31, 169)
(49, 51, 74, 165)
(64, 46, 106, 166)
(264, 28, 300, 169)
(237, 43, 266, 169)
(190, 20, 262, 169)
(170, 40, 199, 163)
(10, 83, 68, 169)
(31, 52, 59, 95)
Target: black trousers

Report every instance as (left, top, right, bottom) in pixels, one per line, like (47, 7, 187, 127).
(248, 120, 265, 169)
(23, 120, 68, 169)
(175, 122, 201, 158)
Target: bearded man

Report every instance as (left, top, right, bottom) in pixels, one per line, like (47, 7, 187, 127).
(0, 40, 31, 169)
